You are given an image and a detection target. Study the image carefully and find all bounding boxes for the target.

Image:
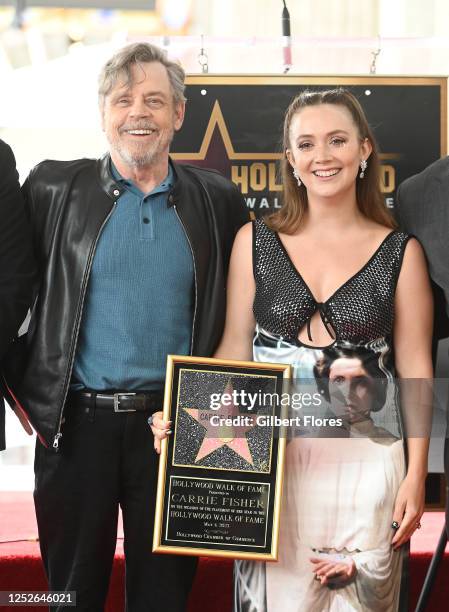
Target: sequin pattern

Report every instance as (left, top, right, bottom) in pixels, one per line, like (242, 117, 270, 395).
(252, 219, 410, 345)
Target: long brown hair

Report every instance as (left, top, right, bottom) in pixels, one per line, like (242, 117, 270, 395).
(267, 88, 396, 234)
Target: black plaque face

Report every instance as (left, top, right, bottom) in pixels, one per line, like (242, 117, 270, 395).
(153, 356, 291, 560)
(165, 477, 270, 549)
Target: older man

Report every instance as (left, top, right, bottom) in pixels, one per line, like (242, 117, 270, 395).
(11, 43, 248, 611)
(0, 139, 34, 449)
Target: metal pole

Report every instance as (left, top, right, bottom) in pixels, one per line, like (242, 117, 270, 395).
(12, 0, 26, 29)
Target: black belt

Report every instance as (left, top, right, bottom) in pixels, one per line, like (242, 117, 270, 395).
(70, 390, 163, 413)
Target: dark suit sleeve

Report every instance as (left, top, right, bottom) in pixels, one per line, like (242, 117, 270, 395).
(394, 183, 403, 227)
(0, 141, 36, 450)
(0, 141, 35, 361)
(397, 172, 449, 342)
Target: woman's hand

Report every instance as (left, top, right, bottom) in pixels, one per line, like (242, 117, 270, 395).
(149, 411, 172, 454)
(391, 473, 425, 549)
(310, 555, 357, 586)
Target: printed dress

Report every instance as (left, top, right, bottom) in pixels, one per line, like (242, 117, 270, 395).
(234, 219, 410, 612)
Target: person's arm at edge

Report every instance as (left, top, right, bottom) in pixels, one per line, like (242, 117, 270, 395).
(0, 147, 35, 360)
(0, 149, 36, 437)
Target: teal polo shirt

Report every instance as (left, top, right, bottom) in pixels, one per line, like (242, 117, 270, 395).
(72, 162, 194, 390)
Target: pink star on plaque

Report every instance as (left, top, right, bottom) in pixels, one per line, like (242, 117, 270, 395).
(184, 381, 256, 465)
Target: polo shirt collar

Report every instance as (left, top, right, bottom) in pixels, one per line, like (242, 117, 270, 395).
(110, 160, 174, 197)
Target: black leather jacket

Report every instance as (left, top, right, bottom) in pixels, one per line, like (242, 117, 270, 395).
(7, 155, 249, 450)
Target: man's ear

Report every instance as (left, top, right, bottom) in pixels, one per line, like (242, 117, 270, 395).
(174, 101, 186, 131)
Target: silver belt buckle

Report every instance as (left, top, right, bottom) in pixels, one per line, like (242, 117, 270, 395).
(113, 392, 137, 412)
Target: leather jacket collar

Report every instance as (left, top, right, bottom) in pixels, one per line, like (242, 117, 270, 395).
(96, 153, 185, 206)
(97, 154, 125, 199)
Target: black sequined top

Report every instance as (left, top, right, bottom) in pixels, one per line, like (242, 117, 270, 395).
(252, 218, 410, 346)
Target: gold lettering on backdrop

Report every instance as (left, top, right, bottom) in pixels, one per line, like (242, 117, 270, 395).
(380, 165, 395, 194)
(231, 165, 249, 194)
(250, 164, 266, 191)
(268, 164, 283, 191)
(233, 163, 396, 197)
(232, 163, 283, 194)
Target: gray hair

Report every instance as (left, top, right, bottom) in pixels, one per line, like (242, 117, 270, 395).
(98, 42, 186, 107)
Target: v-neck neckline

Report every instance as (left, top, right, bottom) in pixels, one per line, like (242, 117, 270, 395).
(274, 229, 397, 306)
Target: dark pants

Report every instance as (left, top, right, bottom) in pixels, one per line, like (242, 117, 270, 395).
(34, 400, 197, 612)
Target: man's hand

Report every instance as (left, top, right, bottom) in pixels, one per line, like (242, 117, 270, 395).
(149, 410, 172, 454)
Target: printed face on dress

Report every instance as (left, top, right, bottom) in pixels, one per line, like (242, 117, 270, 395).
(328, 356, 374, 424)
(286, 103, 372, 202)
(101, 61, 185, 169)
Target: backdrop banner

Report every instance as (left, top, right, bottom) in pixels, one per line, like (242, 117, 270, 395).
(171, 76, 447, 215)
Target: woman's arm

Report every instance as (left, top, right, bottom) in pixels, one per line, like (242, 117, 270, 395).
(214, 221, 256, 361)
(391, 237, 433, 548)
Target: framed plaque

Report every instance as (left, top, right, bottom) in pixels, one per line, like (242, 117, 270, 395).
(153, 355, 291, 560)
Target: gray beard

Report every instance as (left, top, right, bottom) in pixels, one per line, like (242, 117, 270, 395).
(115, 145, 160, 168)
(110, 127, 175, 169)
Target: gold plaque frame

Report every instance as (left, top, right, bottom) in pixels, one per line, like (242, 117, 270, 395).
(153, 355, 291, 560)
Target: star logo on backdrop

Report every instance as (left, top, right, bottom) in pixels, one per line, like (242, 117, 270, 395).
(171, 100, 282, 176)
(183, 380, 256, 465)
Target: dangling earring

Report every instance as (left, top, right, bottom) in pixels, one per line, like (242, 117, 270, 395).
(293, 168, 301, 187)
(359, 159, 367, 179)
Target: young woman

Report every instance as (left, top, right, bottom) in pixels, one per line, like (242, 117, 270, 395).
(214, 89, 433, 611)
